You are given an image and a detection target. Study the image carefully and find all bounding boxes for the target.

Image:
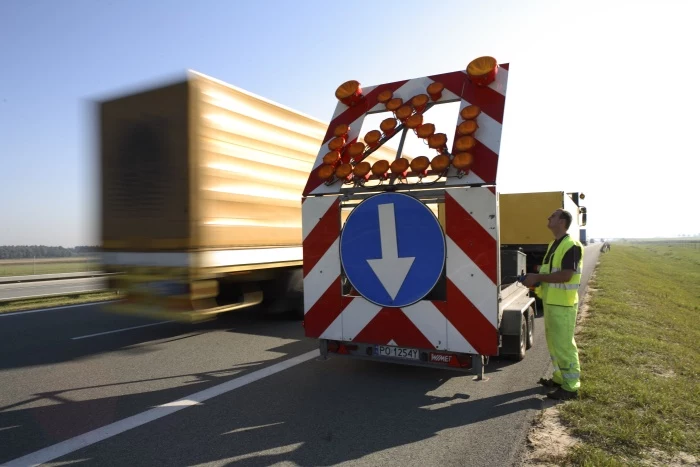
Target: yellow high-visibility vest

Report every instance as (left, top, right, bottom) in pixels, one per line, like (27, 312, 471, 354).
(537, 235, 584, 306)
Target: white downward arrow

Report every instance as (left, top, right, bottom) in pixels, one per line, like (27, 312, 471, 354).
(367, 203, 415, 300)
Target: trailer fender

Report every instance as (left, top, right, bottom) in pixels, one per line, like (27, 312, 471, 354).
(500, 295, 535, 335)
(500, 309, 524, 336)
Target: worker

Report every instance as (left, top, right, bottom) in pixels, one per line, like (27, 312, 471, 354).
(523, 209, 583, 400)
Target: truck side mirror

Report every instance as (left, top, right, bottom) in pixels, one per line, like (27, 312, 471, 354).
(581, 211, 587, 226)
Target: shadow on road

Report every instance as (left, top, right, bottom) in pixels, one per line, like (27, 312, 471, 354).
(2, 353, 545, 466)
(0, 304, 307, 371)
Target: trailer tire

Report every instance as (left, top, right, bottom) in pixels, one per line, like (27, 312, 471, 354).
(534, 297, 543, 317)
(526, 307, 535, 349)
(501, 316, 527, 362)
(510, 318, 527, 361)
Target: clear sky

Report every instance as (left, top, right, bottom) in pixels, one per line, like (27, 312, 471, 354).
(1, 0, 698, 247)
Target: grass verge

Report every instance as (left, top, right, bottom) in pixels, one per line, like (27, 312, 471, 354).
(0, 258, 101, 277)
(560, 244, 699, 466)
(0, 291, 121, 314)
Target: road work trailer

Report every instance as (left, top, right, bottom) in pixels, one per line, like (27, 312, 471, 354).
(301, 57, 536, 378)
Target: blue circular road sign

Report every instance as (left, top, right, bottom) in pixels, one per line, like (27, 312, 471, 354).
(340, 192, 446, 308)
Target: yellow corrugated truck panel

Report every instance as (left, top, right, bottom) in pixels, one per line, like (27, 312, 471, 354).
(499, 192, 564, 245)
(189, 72, 325, 250)
(100, 71, 421, 254)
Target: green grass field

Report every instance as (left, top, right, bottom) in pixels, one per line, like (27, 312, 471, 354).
(0, 291, 121, 314)
(0, 258, 102, 277)
(558, 244, 700, 466)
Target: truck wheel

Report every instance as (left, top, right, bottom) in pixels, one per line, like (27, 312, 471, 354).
(261, 268, 304, 320)
(526, 307, 535, 349)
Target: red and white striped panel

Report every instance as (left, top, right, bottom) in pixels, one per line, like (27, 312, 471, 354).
(444, 187, 499, 355)
(302, 195, 343, 340)
(301, 65, 509, 197)
(302, 187, 499, 356)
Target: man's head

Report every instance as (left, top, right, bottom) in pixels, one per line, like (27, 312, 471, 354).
(548, 209, 572, 236)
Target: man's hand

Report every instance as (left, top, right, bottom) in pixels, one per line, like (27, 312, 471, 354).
(522, 273, 540, 288)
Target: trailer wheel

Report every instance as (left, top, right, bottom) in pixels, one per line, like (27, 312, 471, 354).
(510, 318, 527, 361)
(534, 297, 543, 317)
(526, 307, 535, 350)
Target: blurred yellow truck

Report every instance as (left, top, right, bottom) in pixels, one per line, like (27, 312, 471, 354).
(98, 71, 405, 322)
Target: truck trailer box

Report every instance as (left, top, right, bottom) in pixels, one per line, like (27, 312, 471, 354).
(499, 191, 582, 246)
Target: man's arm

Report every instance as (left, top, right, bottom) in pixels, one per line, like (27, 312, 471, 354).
(534, 269, 575, 283)
(523, 245, 581, 286)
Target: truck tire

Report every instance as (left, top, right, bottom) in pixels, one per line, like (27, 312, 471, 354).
(526, 307, 535, 349)
(262, 268, 304, 320)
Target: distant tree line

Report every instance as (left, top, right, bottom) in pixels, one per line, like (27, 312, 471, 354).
(0, 245, 101, 259)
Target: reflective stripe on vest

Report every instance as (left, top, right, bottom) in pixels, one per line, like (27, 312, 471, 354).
(550, 283, 580, 290)
(551, 266, 583, 274)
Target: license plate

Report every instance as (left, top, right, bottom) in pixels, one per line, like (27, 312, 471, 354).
(374, 345, 420, 360)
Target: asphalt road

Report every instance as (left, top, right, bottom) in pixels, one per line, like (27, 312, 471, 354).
(0, 245, 601, 467)
(0, 277, 107, 302)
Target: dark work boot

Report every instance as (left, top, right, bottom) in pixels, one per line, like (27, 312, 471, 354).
(546, 387, 578, 400)
(538, 377, 561, 388)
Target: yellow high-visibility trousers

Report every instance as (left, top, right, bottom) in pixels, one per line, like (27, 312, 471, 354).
(544, 303, 581, 392)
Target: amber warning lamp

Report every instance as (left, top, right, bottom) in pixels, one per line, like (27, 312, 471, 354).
(380, 118, 398, 137)
(466, 56, 498, 87)
(454, 136, 476, 152)
(410, 156, 430, 176)
(411, 94, 429, 113)
(323, 150, 341, 166)
(405, 113, 423, 130)
(386, 98, 403, 112)
(377, 90, 393, 104)
(335, 163, 353, 181)
(328, 136, 346, 152)
(457, 120, 478, 136)
(371, 160, 390, 179)
(428, 133, 448, 151)
(346, 142, 366, 162)
(335, 80, 364, 106)
(353, 161, 372, 181)
(426, 82, 444, 101)
(390, 158, 410, 177)
(460, 105, 481, 120)
(416, 123, 435, 139)
(318, 164, 336, 181)
(395, 104, 413, 123)
(430, 154, 450, 173)
(452, 152, 474, 173)
(333, 123, 350, 138)
(364, 130, 382, 149)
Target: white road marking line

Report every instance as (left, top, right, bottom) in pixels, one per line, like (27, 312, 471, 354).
(3, 349, 321, 467)
(222, 422, 284, 435)
(0, 301, 119, 317)
(71, 321, 175, 340)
